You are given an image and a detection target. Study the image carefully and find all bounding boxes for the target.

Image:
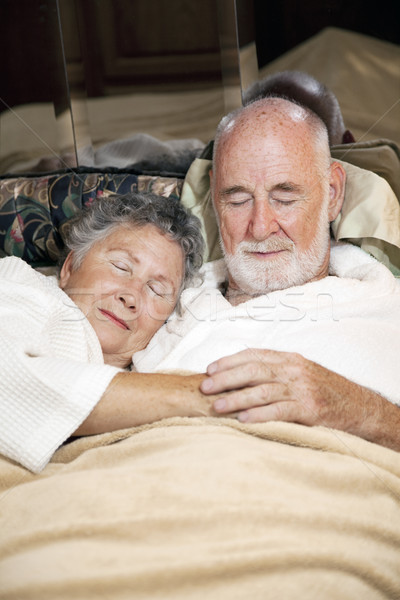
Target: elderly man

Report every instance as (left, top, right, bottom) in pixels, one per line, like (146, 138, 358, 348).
(133, 97, 400, 452)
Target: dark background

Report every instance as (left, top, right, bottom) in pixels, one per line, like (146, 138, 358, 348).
(1, 0, 399, 110)
(254, 0, 400, 67)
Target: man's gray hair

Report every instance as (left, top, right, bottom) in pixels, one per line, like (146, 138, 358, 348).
(213, 96, 330, 175)
(242, 71, 347, 146)
(62, 192, 204, 293)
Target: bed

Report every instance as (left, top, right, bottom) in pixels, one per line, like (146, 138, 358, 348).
(0, 27, 400, 600)
(1, 417, 400, 599)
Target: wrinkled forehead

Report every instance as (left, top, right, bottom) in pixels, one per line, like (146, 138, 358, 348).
(219, 123, 313, 167)
(223, 105, 309, 145)
(216, 109, 328, 177)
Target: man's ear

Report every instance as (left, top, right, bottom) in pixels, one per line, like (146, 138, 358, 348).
(59, 251, 74, 290)
(328, 161, 346, 222)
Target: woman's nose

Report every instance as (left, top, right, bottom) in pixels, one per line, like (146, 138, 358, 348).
(118, 291, 138, 311)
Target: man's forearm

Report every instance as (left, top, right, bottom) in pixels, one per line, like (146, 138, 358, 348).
(354, 386, 400, 452)
(74, 371, 214, 436)
(200, 348, 400, 452)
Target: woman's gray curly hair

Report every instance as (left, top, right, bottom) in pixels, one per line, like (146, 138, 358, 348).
(61, 192, 205, 299)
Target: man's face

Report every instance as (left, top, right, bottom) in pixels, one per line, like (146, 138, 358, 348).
(211, 117, 338, 296)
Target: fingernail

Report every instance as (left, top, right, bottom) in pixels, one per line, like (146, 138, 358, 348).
(238, 412, 249, 422)
(201, 378, 213, 392)
(214, 399, 226, 411)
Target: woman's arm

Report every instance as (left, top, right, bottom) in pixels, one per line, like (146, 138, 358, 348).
(74, 371, 216, 436)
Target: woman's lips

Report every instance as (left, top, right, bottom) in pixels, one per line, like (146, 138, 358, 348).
(98, 309, 129, 330)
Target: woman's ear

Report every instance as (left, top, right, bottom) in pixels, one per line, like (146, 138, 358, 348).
(328, 161, 346, 222)
(59, 251, 74, 289)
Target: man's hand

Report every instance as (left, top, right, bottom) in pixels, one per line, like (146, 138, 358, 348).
(200, 349, 400, 451)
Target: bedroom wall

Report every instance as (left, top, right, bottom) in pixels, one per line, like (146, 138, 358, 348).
(0, 0, 398, 174)
(61, 0, 225, 96)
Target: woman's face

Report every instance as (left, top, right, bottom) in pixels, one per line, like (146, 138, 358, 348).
(59, 224, 184, 368)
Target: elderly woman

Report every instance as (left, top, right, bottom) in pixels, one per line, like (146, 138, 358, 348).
(0, 192, 215, 473)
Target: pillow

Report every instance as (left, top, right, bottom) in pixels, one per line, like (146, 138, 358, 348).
(0, 169, 184, 266)
(180, 158, 400, 276)
(331, 138, 400, 203)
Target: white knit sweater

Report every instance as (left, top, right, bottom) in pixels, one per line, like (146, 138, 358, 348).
(0, 257, 120, 473)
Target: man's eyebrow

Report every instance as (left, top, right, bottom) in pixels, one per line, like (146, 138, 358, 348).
(219, 182, 306, 197)
(271, 182, 305, 194)
(219, 185, 250, 197)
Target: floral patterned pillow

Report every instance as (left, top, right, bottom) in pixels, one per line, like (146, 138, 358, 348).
(0, 170, 183, 266)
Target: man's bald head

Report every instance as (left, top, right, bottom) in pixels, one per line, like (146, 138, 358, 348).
(213, 96, 331, 180)
(242, 71, 353, 146)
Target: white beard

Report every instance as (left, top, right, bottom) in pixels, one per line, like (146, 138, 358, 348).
(221, 205, 331, 296)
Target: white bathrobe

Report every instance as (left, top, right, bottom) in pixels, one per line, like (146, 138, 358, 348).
(0, 257, 120, 472)
(133, 242, 400, 405)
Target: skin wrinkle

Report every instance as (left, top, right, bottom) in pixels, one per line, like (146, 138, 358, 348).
(212, 99, 338, 303)
(60, 224, 184, 369)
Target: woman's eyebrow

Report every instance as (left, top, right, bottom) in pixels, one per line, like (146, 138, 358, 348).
(150, 272, 174, 286)
(109, 247, 148, 264)
(109, 248, 177, 291)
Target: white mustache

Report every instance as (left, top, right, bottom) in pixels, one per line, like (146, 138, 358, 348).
(238, 239, 294, 253)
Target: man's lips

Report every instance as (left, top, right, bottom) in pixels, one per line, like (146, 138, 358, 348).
(249, 249, 288, 258)
(98, 309, 130, 330)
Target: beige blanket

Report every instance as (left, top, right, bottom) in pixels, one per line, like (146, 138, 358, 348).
(1, 417, 400, 599)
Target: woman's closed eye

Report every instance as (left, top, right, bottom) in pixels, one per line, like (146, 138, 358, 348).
(148, 281, 166, 298)
(148, 282, 176, 306)
(112, 261, 130, 273)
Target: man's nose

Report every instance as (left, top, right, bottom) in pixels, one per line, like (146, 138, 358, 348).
(249, 201, 280, 240)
